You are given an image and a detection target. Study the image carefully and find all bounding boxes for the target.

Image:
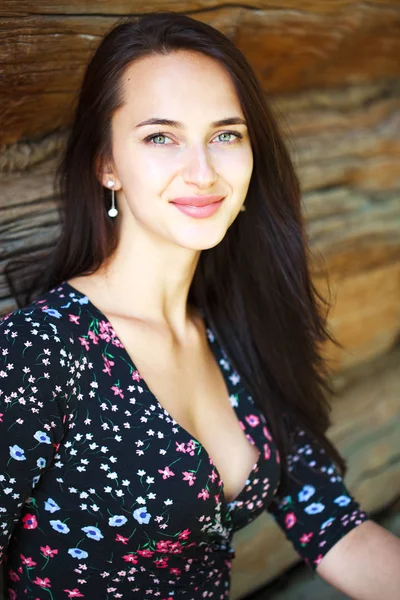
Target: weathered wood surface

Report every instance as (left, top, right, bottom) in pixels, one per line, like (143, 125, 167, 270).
(231, 344, 400, 598)
(1, 1, 400, 144)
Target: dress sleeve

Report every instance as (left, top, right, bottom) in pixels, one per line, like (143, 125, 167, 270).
(0, 307, 71, 562)
(266, 425, 369, 570)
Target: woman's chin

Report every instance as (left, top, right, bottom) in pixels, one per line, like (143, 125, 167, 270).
(174, 227, 228, 251)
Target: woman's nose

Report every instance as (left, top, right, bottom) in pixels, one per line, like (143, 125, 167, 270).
(181, 144, 217, 188)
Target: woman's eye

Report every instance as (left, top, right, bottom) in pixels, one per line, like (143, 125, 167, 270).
(145, 133, 173, 145)
(214, 132, 242, 144)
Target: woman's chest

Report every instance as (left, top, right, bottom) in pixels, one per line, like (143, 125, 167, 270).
(49, 338, 280, 530)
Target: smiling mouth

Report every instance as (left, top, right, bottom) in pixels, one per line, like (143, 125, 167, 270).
(171, 199, 224, 219)
(170, 195, 225, 207)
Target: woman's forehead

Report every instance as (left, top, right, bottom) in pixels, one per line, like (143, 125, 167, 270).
(118, 51, 243, 121)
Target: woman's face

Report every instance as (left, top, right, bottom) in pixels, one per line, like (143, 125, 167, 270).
(105, 50, 254, 251)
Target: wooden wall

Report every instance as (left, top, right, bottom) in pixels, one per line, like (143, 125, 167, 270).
(1, 2, 399, 597)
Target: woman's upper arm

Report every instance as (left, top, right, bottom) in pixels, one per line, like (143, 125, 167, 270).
(0, 308, 71, 561)
(266, 425, 369, 570)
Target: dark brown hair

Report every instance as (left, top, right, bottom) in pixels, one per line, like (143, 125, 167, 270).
(6, 11, 346, 489)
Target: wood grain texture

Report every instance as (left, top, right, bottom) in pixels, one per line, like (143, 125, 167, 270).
(1, 1, 400, 144)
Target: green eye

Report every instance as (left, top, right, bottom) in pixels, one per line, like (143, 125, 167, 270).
(215, 132, 242, 143)
(150, 134, 168, 144)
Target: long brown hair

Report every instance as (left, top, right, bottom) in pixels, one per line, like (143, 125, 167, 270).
(6, 11, 346, 490)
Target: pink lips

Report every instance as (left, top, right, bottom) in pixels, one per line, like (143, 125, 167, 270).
(170, 195, 225, 219)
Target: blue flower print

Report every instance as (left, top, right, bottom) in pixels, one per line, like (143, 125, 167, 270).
(82, 526, 104, 540)
(44, 498, 61, 513)
(304, 502, 325, 515)
(109, 515, 128, 527)
(37, 457, 46, 469)
(34, 431, 51, 444)
(42, 308, 62, 319)
(50, 520, 70, 534)
(9, 445, 26, 461)
(68, 548, 89, 559)
(133, 506, 151, 524)
(321, 517, 335, 529)
(333, 495, 351, 507)
(298, 485, 315, 502)
(78, 296, 89, 305)
(32, 475, 40, 488)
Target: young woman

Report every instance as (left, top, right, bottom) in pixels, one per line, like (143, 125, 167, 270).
(1, 11, 399, 600)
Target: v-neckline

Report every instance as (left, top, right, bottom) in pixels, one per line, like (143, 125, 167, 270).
(61, 280, 262, 506)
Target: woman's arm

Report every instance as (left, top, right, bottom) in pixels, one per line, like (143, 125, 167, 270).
(316, 519, 400, 600)
(0, 308, 70, 561)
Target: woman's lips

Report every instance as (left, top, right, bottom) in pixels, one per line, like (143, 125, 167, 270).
(171, 199, 224, 218)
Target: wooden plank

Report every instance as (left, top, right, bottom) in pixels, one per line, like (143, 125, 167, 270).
(1, 3, 399, 144)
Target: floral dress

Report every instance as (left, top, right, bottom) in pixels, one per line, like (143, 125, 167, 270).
(0, 282, 368, 599)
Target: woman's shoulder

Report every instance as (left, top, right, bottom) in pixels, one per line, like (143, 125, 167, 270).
(0, 281, 82, 355)
(0, 284, 78, 407)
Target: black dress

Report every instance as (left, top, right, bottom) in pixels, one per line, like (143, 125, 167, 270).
(0, 282, 368, 599)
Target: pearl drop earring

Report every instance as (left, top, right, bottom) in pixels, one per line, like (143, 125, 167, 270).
(107, 180, 118, 218)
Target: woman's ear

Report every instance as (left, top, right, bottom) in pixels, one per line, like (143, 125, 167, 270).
(95, 156, 122, 190)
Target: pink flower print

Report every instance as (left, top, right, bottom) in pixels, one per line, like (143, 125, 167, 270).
(314, 554, 323, 566)
(33, 576, 51, 588)
(155, 540, 171, 553)
(285, 512, 297, 529)
(22, 514, 38, 529)
(8, 570, 20, 582)
(186, 440, 195, 456)
(276, 448, 280, 464)
(98, 321, 113, 342)
(178, 528, 191, 540)
(300, 532, 313, 544)
(64, 589, 84, 598)
(182, 471, 196, 486)
(245, 433, 255, 445)
(131, 370, 142, 382)
(78, 337, 89, 351)
(170, 567, 182, 576)
(88, 330, 99, 344)
(209, 470, 218, 483)
(40, 545, 58, 558)
(158, 466, 175, 480)
(197, 488, 210, 501)
(20, 555, 37, 567)
(68, 314, 80, 325)
(115, 534, 129, 545)
(175, 442, 187, 453)
(122, 554, 138, 563)
(168, 542, 183, 554)
(263, 443, 271, 460)
(111, 385, 124, 399)
(154, 557, 169, 568)
(263, 425, 272, 441)
(245, 414, 260, 427)
(137, 549, 154, 558)
(0, 413, 3, 422)
(102, 355, 114, 376)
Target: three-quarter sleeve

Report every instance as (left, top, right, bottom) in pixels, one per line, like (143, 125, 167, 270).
(267, 425, 369, 569)
(0, 308, 71, 561)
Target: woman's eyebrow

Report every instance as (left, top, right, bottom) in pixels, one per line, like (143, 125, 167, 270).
(135, 117, 247, 129)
